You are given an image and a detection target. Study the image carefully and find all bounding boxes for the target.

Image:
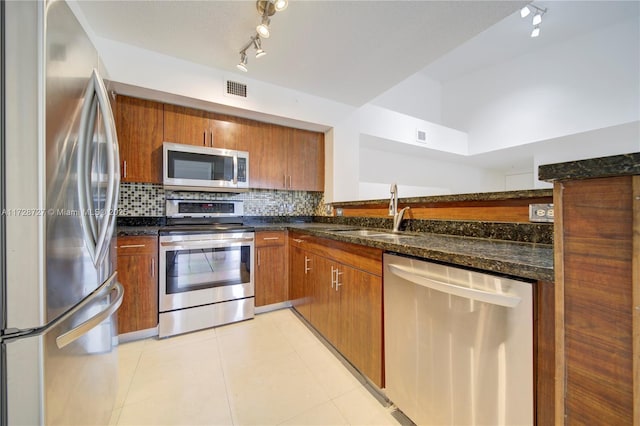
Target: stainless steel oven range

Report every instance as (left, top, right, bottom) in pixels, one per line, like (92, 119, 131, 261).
(158, 199, 254, 338)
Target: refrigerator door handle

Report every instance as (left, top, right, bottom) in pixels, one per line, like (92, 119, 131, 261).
(77, 69, 120, 267)
(93, 69, 120, 260)
(55, 276, 123, 349)
(387, 263, 522, 308)
(1, 272, 122, 343)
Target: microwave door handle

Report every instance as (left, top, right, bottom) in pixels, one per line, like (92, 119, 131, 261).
(233, 154, 238, 185)
(77, 76, 100, 264)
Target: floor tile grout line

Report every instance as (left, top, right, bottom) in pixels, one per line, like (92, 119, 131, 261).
(214, 326, 239, 426)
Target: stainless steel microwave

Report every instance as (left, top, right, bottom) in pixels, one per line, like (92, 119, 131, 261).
(163, 142, 249, 192)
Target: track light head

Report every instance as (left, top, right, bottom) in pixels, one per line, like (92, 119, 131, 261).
(531, 26, 540, 38)
(520, 6, 531, 18)
(237, 52, 248, 72)
(274, 0, 288, 12)
(532, 13, 542, 26)
(253, 37, 267, 58)
(256, 16, 270, 38)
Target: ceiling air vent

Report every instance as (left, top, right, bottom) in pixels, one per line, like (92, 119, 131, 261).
(226, 80, 247, 98)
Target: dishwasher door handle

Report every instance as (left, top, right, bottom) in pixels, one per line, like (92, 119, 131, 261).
(387, 263, 522, 308)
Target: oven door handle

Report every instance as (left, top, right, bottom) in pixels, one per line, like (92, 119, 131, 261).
(160, 237, 255, 248)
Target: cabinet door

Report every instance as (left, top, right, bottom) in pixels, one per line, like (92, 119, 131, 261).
(289, 245, 312, 320)
(117, 236, 158, 334)
(337, 265, 383, 387)
(249, 123, 288, 189)
(288, 129, 324, 191)
(255, 244, 288, 307)
(163, 104, 210, 147)
(309, 256, 341, 348)
(115, 95, 164, 184)
(210, 113, 248, 151)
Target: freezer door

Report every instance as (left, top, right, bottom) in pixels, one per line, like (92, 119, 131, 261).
(4, 274, 121, 425)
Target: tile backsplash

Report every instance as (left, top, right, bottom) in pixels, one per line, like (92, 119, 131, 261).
(119, 182, 325, 217)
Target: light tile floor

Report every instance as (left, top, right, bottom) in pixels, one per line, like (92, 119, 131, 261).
(109, 308, 401, 426)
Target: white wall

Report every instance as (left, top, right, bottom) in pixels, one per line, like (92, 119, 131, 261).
(359, 143, 504, 197)
(371, 72, 443, 123)
(441, 16, 640, 154)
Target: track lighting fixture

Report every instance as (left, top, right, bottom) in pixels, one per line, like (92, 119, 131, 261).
(519, 4, 547, 38)
(236, 0, 287, 72)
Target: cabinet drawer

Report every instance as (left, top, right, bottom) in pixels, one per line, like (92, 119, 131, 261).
(256, 231, 286, 247)
(289, 231, 382, 276)
(117, 236, 158, 255)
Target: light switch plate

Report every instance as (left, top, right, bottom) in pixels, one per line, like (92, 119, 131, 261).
(529, 203, 554, 223)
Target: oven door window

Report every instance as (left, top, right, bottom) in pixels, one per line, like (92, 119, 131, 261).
(167, 150, 234, 182)
(165, 246, 251, 294)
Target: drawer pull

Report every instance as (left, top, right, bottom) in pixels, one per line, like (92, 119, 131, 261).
(292, 238, 304, 243)
(119, 244, 145, 248)
(262, 237, 280, 240)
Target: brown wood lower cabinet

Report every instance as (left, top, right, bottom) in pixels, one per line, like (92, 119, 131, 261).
(289, 232, 384, 387)
(255, 231, 288, 307)
(117, 235, 158, 334)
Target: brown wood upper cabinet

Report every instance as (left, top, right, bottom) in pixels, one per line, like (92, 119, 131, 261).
(114, 95, 164, 184)
(164, 102, 324, 192)
(250, 124, 324, 192)
(163, 104, 249, 151)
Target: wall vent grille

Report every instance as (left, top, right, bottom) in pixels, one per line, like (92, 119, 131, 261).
(226, 80, 247, 98)
(416, 129, 427, 144)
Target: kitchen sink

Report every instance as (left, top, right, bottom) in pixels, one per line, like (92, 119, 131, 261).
(333, 229, 415, 242)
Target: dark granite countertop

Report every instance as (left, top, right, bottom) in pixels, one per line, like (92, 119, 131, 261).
(331, 189, 552, 208)
(116, 216, 164, 237)
(287, 225, 554, 282)
(116, 216, 553, 281)
(539, 152, 640, 181)
(117, 226, 162, 237)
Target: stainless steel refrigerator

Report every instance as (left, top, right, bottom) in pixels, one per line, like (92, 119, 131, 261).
(1, 1, 123, 424)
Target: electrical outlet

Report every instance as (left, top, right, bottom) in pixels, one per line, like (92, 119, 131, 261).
(529, 204, 554, 223)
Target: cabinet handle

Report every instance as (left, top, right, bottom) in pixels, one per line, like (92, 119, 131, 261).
(283, 174, 287, 188)
(119, 244, 145, 248)
(335, 268, 343, 291)
(304, 256, 311, 274)
(151, 258, 155, 278)
(210, 131, 214, 147)
(203, 131, 206, 146)
(288, 175, 292, 189)
(262, 237, 280, 241)
(292, 238, 304, 243)
(123, 160, 127, 179)
(257, 251, 261, 266)
(331, 266, 336, 289)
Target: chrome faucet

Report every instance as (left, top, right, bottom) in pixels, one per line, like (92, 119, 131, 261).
(388, 183, 409, 233)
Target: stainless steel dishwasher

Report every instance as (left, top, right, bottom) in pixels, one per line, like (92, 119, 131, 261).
(383, 253, 533, 426)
